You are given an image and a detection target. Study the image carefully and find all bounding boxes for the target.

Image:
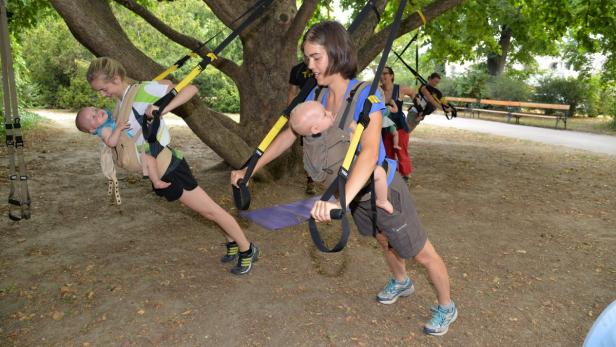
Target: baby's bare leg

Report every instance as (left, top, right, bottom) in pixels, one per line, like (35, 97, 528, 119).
(374, 166, 393, 214)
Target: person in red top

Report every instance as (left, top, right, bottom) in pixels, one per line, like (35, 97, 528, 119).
(380, 66, 416, 181)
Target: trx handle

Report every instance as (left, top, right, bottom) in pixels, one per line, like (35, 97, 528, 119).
(309, 0, 408, 253)
(232, 77, 317, 210)
(143, 0, 274, 143)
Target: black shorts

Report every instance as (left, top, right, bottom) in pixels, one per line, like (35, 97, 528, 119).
(153, 158, 198, 202)
(350, 173, 427, 259)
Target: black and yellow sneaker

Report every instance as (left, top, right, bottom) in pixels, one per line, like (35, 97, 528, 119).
(220, 241, 239, 263)
(230, 243, 260, 275)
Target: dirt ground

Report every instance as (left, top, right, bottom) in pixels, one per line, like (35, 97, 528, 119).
(1, 114, 615, 346)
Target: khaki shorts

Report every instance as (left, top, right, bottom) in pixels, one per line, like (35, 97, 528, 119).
(350, 173, 427, 259)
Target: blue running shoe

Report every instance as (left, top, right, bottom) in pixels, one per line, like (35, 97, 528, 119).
(376, 278, 414, 304)
(424, 301, 458, 336)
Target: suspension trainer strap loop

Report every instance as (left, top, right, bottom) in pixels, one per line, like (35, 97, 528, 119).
(143, 0, 274, 143)
(1, 0, 31, 221)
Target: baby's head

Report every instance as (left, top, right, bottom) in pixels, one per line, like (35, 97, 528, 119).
(289, 101, 334, 136)
(75, 106, 109, 134)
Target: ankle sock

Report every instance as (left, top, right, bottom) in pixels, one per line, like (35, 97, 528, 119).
(439, 301, 455, 311)
(239, 244, 253, 257)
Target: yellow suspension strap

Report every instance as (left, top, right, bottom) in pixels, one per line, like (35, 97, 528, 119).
(142, 0, 274, 144)
(0, 0, 31, 221)
(232, 0, 383, 210)
(308, 0, 408, 253)
(232, 77, 317, 210)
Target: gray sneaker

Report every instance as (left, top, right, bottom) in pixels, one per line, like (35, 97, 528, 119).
(376, 278, 414, 304)
(424, 301, 458, 336)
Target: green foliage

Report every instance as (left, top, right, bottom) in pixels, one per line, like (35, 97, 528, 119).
(439, 65, 489, 98)
(17, 0, 241, 112)
(485, 75, 532, 101)
(0, 108, 42, 138)
(533, 76, 588, 116)
(19, 12, 100, 108)
(5, 0, 53, 33)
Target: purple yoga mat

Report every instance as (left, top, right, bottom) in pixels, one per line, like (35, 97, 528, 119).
(239, 196, 322, 230)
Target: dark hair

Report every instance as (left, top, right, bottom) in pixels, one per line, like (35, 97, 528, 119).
(384, 66, 395, 82)
(428, 72, 441, 80)
(302, 21, 357, 79)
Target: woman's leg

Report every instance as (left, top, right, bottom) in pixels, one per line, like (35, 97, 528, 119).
(178, 186, 250, 251)
(375, 232, 407, 282)
(413, 239, 451, 306)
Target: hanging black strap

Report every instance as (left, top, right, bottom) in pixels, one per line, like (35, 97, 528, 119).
(143, 0, 274, 144)
(309, 0, 408, 253)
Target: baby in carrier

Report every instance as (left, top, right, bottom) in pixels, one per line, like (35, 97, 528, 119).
(290, 101, 394, 214)
(75, 106, 170, 189)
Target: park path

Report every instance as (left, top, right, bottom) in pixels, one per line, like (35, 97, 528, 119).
(33, 109, 616, 156)
(423, 114, 616, 156)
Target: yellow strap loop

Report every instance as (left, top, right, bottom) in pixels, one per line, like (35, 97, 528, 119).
(207, 52, 217, 61)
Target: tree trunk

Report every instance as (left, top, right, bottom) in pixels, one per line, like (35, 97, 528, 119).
(487, 25, 512, 76)
(50, 0, 463, 177)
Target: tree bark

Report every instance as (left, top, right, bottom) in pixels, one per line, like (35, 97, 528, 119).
(50, 0, 463, 177)
(487, 25, 512, 76)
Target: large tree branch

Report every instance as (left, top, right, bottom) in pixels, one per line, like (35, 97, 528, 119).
(203, 0, 240, 28)
(357, 0, 464, 70)
(285, 0, 318, 43)
(114, 0, 241, 81)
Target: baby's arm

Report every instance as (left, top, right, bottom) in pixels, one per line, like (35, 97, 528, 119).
(100, 122, 130, 147)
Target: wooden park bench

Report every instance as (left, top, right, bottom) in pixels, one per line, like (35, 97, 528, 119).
(445, 97, 571, 129)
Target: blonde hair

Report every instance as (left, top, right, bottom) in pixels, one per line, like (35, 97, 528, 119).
(86, 57, 126, 83)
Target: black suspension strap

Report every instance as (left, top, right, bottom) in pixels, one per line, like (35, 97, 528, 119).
(393, 50, 457, 119)
(142, 0, 274, 143)
(232, 0, 383, 210)
(308, 0, 408, 253)
(0, 0, 31, 221)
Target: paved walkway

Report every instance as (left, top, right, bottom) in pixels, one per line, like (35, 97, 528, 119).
(422, 114, 616, 156)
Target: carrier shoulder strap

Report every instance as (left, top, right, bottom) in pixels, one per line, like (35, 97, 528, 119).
(392, 84, 400, 101)
(337, 81, 370, 130)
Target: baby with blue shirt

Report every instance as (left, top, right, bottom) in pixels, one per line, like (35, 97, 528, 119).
(75, 106, 170, 189)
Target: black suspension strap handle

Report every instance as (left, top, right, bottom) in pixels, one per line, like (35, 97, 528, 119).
(308, 0, 408, 253)
(142, 0, 274, 143)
